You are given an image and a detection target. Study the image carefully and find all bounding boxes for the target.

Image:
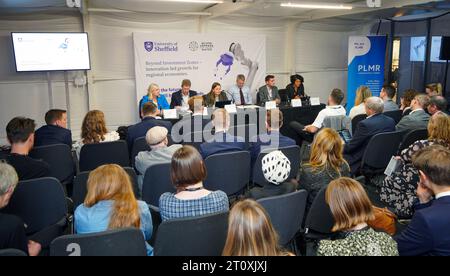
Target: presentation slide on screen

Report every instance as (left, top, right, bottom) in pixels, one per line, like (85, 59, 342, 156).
(410, 36, 445, 63)
(12, 33, 90, 71)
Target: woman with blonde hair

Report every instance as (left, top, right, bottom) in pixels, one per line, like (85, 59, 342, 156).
(203, 82, 228, 107)
(349, 86, 372, 119)
(317, 177, 398, 256)
(426, 83, 443, 97)
(298, 128, 350, 210)
(73, 110, 119, 158)
(75, 164, 153, 255)
(223, 199, 293, 256)
(139, 83, 170, 112)
(380, 112, 450, 217)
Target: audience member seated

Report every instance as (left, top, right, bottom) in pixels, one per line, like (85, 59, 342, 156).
(34, 109, 72, 148)
(170, 79, 197, 110)
(73, 110, 120, 158)
(285, 74, 305, 100)
(75, 164, 153, 255)
(203, 82, 228, 108)
(249, 109, 295, 165)
(427, 96, 448, 115)
(400, 89, 419, 116)
(257, 75, 280, 106)
(159, 146, 229, 221)
(380, 84, 399, 112)
(298, 128, 351, 210)
(229, 74, 252, 106)
(349, 86, 372, 119)
(246, 151, 297, 200)
(139, 83, 170, 112)
(380, 112, 450, 218)
(199, 109, 246, 159)
(289, 88, 346, 145)
(396, 94, 431, 132)
(222, 199, 294, 256)
(317, 177, 399, 256)
(4, 117, 50, 180)
(135, 126, 182, 191)
(127, 102, 173, 152)
(395, 146, 450, 256)
(425, 83, 443, 97)
(344, 97, 396, 175)
(0, 163, 41, 256)
(188, 96, 210, 130)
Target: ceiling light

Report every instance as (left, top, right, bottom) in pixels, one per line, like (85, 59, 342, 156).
(281, 2, 353, 10)
(164, 0, 224, 3)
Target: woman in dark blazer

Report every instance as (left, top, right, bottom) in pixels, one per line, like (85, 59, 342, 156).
(203, 82, 228, 107)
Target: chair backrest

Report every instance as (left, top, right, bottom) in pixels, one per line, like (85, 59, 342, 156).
(204, 151, 250, 196)
(323, 115, 346, 131)
(229, 124, 257, 144)
(154, 211, 228, 256)
(72, 167, 139, 208)
(252, 146, 300, 185)
(142, 163, 176, 207)
(79, 141, 130, 172)
(1, 177, 67, 235)
(278, 89, 288, 103)
(398, 128, 428, 153)
(351, 114, 368, 135)
(384, 110, 403, 124)
(304, 187, 335, 237)
(50, 228, 147, 256)
(29, 144, 75, 185)
(0, 249, 27, 256)
(257, 190, 308, 245)
(361, 130, 405, 171)
(130, 137, 150, 168)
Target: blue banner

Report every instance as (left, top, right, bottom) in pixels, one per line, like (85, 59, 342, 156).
(347, 36, 387, 113)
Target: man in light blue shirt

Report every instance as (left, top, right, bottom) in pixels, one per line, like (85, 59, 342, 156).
(229, 74, 252, 105)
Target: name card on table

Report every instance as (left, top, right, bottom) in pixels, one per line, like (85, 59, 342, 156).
(291, 99, 302, 107)
(225, 104, 237, 114)
(163, 109, 178, 119)
(265, 101, 277, 110)
(310, 97, 321, 106)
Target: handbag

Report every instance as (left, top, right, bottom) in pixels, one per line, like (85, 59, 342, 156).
(368, 206, 397, 236)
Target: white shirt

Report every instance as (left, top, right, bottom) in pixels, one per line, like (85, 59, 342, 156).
(410, 108, 424, 115)
(181, 94, 190, 109)
(349, 103, 366, 119)
(312, 105, 347, 129)
(436, 191, 450, 199)
(267, 85, 273, 98)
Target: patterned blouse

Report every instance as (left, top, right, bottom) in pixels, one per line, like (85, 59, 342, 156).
(317, 227, 399, 256)
(159, 190, 229, 221)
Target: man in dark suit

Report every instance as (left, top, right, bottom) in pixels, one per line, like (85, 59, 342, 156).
(396, 94, 430, 132)
(127, 102, 172, 152)
(199, 109, 246, 159)
(34, 109, 72, 148)
(344, 97, 396, 174)
(170, 79, 197, 110)
(395, 145, 450, 256)
(257, 75, 280, 106)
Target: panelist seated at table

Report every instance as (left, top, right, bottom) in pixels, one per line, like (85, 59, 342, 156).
(229, 74, 253, 106)
(170, 79, 198, 110)
(139, 83, 170, 114)
(203, 82, 228, 108)
(286, 74, 306, 100)
(257, 75, 280, 106)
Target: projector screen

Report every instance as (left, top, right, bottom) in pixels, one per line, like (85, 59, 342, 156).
(410, 36, 445, 63)
(12, 32, 91, 72)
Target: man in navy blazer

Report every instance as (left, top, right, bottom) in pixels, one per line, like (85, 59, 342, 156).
(34, 109, 72, 148)
(199, 109, 246, 159)
(170, 79, 198, 109)
(127, 102, 172, 152)
(395, 145, 450, 256)
(344, 97, 396, 174)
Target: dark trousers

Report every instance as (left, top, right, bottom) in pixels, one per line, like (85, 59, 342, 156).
(289, 121, 315, 146)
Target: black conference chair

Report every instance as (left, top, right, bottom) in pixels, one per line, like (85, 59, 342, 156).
(204, 151, 250, 196)
(351, 114, 368, 135)
(79, 140, 130, 172)
(30, 144, 75, 187)
(252, 146, 301, 186)
(72, 167, 139, 208)
(130, 137, 150, 168)
(257, 190, 308, 247)
(142, 163, 175, 207)
(0, 249, 27, 256)
(398, 128, 428, 154)
(154, 211, 228, 256)
(1, 177, 68, 248)
(50, 228, 147, 256)
(278, 89, 288, 104)
(384, 110, 403, 124)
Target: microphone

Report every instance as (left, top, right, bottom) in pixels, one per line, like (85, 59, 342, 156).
(223, 90, 235, 104)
